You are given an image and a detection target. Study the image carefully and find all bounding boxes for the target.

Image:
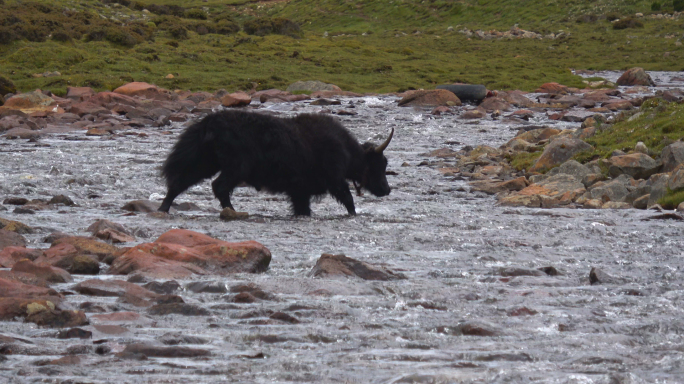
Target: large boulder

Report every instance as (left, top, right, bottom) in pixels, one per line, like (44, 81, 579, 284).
(616, 68, 655, 87)
(0, 246, 43, 268)
(0, 229, 26, 251)
(65, 87, 95, 101)
(109, 229, 271, 279)
(73, 279, 158, 300)
(535, 82, 569, 94)
(528, 137, 593, 173)
(398, 89, 461, 107)
(2, 90, 56, 113)
(499, 174, 586, 208)
(608, 153, 660, 180)
(220, 92, 251, 107)
(11, 260, 72, 284)
(668, 164, 684, 192)
(661, 142, 684, 173)
(588, 176, 632, 203)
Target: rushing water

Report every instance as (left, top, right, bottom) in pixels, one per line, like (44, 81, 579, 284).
(1, 74, 684, 383)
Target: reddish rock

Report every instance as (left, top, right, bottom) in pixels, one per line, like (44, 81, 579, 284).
(73, 279, 158, 300)
(51, 236, 118, 261)
(608, 153, 660, 180)
(109, 229, 271, 279)
(43, 242, 100, 275)
(431, 106, 451, 115)
(2, 90, 56, 112)
(535, 82, 569, 94)
(479, 96, 511, 112)
(0, 246, 43, 268)
(113, 82, 173, 101)
(461, 107, 486, 119)
(65, 87, 95, 101)
(3, 128, 42, 140)
(11, 260, 72, 283)
(515, 128, 561, 143)
(601, 99, 633, 111)
(398, 89, 461, 107)
(500, 174, 586, 208)
(221, 92, 252, 107)
(86, 92, 141, 108)
(69, 102, 111, 117)
(0, 229, 26, 251)
(309, 253, 405, 280)
(500, 91, 536, 108)
(25, 308, 88, 328)
(616, 67, 655, 87)
(469, 177, 529, 195)
(0, 270, 51, 288)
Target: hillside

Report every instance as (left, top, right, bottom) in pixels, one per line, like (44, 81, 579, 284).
(0, 0, 682, 94)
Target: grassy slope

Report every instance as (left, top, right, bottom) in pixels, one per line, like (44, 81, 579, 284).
(0, 0, 682, 95)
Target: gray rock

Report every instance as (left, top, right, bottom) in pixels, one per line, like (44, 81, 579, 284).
(546, 160, 593, 181)
(608, 153, 660, 180)
(661, 142, 684, 173)
(589, 176, 632, 203)
(647, 173, 671, 206)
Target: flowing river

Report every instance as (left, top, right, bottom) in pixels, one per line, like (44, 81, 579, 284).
(1, 73, 684, 383)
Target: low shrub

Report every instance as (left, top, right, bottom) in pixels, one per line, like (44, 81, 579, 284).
(605, 12, 621, 21)
(244, 18, 300, 37)
(185, 9, 207, 20)
(169, 25, 188, 40)
(52, 30, 72, 42)
(613, 18, 644, 29)
(216, 20, 239, 35)
(105, 27, 139, 47)
(675, 0, 684, 12)
(576, 14, 598, 23)
(651, 2, 662, 11)
(0, 27, 16, 44)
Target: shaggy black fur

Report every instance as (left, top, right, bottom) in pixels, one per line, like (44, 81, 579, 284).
(159, 110, 393, 215)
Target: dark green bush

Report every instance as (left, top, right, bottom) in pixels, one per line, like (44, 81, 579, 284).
(576, 14, 598, 23)
(216, 20, 239, 35)
(105, 27, 139, 47)
(52, 30, 72, 42)
(0, 74, 16, 95)
(675, 0, 684, 12)
(613, 17, 644, 29)
(0, 27, 16, 44)
(651, 2, 662, 11)
(169, 25, 188, 40)
(605, 12, 621, 21)
(244, 18, 300, 37)
(85, 28, 107, 42)
(185, 9, 207, 20)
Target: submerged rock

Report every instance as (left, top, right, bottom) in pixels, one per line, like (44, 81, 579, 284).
(309, 253, 405, 280)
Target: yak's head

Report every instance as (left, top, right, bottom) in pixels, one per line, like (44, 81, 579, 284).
(361, 128, 394, 197)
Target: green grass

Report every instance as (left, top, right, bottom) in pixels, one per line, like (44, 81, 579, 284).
(658, 189, 684, 209)
(583, 100, 684, 159)
(1, 0, 683, 95)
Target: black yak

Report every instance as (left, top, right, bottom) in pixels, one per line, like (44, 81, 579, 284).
(158, 110, 393, 216)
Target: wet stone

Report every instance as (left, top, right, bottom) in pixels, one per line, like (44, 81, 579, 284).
(185, 281, 228, 294)
(309, 253, 406, 281)
(121, 343, 211, 358)
(57, 328, 92, 339)
(25, 309, 88, 328)
(143, 280, 181, 294)
(147, 303, 211, 316)
(159, 333, 210, 345)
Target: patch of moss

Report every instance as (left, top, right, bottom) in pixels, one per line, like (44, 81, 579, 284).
(508, 151, 542, 172)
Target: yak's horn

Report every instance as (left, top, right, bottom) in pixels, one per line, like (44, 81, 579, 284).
(375, 128, 394, 153)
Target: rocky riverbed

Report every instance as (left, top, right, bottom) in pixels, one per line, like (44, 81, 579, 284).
(1, 74, 684, 383)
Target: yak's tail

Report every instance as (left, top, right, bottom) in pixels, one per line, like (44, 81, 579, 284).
(159, 117, 221, 211)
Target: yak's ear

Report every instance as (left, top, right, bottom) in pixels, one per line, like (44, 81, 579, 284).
(374, 128, 394, 153)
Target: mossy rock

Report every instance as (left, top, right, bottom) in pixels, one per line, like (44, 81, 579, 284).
(0, 75, 16, 96)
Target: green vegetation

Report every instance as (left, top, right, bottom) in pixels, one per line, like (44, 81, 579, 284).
(0, 0, 682, 95)
(583, 100, 684, 159)
(658, 188, 684, 209)
(508, 151, 543, 172)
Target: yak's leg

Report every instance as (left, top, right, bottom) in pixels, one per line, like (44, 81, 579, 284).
(159, 181, 193, 212)
(290, 193, 312, 216)
(211, 172, 239, 210)
(329, 181, 356, 215)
